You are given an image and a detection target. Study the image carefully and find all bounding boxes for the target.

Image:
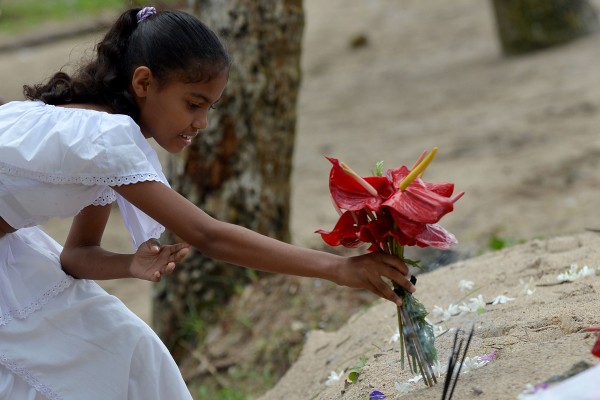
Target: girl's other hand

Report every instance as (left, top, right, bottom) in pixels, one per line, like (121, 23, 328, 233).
(335, 253, 415, 307)
(130, 239, 190, 282)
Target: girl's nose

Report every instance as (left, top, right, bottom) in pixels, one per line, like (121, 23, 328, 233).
(192, 112, 208, 131)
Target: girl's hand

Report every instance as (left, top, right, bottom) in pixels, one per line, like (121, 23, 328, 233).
(335, 252, 415, 307)
(130, 239, 190, 282)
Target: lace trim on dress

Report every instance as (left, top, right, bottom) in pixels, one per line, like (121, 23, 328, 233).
(0, 161, 161, 187)
(0, 276, 74, 327)
(92, 190, 117, 206)
(0, 353, 62, 400)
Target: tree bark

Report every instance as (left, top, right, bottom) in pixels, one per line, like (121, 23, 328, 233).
(152, 0, 304, 361)
(491, 0, 599, 55)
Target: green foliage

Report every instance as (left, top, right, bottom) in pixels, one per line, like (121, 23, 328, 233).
(0, 1, 188, 33)
(371, 160, 385, 177)
(486, 234, 522, 251)
(0, 0, 123, 32)
(180, 302, 205, 339)
(195, 386, 247, 400)
(192, 366, 274, 400)
(346, 355, 368, 383)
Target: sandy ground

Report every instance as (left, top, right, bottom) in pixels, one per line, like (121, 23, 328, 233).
(260, 232, 600, 400)
(2, 0, 600, 398)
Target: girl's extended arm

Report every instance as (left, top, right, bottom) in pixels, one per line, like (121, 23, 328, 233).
(113, 181, 415, 305)
(60, 204, 189, 281)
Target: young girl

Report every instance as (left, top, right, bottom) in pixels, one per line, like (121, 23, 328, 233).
(0, 6, 414, 399)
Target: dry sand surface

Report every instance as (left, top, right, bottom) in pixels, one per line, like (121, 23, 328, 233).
(2, 0, 600, 398)
(259, 233, 600, 400)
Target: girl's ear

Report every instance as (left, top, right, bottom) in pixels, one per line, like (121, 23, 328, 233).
(131, 66, 153, 98)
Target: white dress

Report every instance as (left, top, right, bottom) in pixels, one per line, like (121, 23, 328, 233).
(0, 101, 193, 400)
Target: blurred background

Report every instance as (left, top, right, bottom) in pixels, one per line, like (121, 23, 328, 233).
(3, 1, 600, 398)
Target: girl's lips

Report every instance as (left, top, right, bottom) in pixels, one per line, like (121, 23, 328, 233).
(178, 133, 193, 146)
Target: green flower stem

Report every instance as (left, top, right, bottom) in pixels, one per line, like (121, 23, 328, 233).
(397, 304, 405, 370)
(390, 242, 437, 387)
(401, 299, 437, 386)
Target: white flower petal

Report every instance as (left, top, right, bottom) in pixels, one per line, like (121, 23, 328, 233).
(431, 360, 448, 378)
(458, 302, 472, 315)
(557, 263, 596, 282)
(325, 370, 344, 386)
(432, 305, 445, 319)
(389, 328, 400, 343)
(394, 381, 412, 394)
(468, 295, 486, 313)
(433, 324, 447, 337)
(458, 279, 474, 292)
(447, 303, 460, 316)
(579, 265, 596, 278)
(491, 295, 515, 305)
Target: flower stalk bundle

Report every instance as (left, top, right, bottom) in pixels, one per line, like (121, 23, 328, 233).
(317, 148, 463, 387)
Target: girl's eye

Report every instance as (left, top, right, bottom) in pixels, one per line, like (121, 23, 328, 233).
(188, 103, 201, 109)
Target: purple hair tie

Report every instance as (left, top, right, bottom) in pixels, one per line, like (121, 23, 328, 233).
(136, 6, 156, 24)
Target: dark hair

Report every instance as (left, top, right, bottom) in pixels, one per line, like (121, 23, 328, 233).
(23, 8, 230, 120)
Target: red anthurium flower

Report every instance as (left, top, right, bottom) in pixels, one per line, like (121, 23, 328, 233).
(424, 182, 455, 198)
(387, 166, 455, 199)
(315, 210, 366, 248)
(383, 185, 454, 225)
(326, 157, 394, 212)
(383, 165, 455, 225)
(319, 150, 463, 386)
(414, 223, 457, 250)
(356, 212, 417, 249)
(386, 210, 457, 250)
(319, 151, 462, 252)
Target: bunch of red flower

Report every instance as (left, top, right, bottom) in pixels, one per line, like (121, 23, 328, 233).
(316, 149, 464, 253)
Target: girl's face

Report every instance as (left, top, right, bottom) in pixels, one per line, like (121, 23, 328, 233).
(133, 67, 228, 153)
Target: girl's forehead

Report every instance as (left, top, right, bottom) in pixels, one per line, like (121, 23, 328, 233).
(175, 73, 228, 100)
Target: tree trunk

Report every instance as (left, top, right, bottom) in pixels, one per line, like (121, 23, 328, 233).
(152, 0, 304, 361)
(491, 0, 599, 55)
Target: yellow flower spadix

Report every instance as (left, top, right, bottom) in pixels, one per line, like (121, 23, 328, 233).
(399, 147, 438, 190)
(340, 161, 379, 196)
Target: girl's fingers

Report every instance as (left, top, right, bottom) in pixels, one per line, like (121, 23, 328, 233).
(174, 247, 189, 262)
(161, 262, 176, 275)
(381, 253, 410, 276)
(368, 274, 403, 306)
(385, 267, 416, 294)
(146, 238, 161, 253)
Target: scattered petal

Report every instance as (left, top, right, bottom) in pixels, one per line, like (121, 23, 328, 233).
(394, 382, 412, 395)
(458, 279, 474, 292)
(517, 382, 549, 399)
(407, 374, 423, 383)
(480, 350, 498, 362)
(460, 356, 488, 373)
(369, 390, 388, 399)
(325, 370, 344, 386)
(491, 295, 515, 305)
(519, 277, 536, 296)
(433, 305, 451, 322)
(433, 324, 448, 337)
(557, 263, 597, 282)
(468, 295, 486, 313)
(447, 303, 460, 316)
(458, 302, 472, 315)
(389, 328, 400, 344)
(579, 265, 596, 278)
(431, 360, 448, 378)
